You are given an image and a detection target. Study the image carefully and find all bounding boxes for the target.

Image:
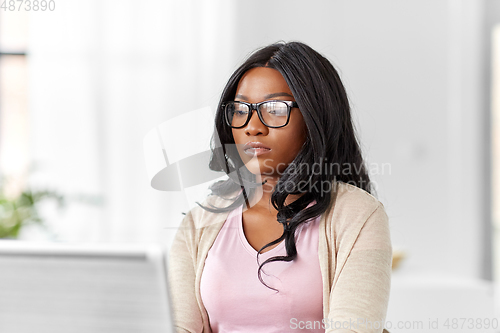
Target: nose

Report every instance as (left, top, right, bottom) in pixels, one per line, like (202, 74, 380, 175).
(244, 109, 269, 136)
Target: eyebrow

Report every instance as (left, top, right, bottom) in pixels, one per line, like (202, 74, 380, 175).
(235, 92, 294, 100)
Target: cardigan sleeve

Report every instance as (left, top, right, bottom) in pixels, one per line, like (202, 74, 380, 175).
(326, 203, 392, 333)
(168, 213, 204, 333)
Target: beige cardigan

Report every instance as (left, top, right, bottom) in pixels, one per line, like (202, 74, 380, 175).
(168, 181, 392, 333)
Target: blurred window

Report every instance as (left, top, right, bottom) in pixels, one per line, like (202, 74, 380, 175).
(0, 10, 30, 185)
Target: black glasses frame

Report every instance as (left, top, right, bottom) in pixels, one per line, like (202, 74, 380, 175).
(222, 100, 299, 129)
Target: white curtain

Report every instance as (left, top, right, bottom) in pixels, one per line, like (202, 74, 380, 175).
(26, 0, 235, 247)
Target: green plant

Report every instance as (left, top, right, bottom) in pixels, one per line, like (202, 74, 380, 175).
(0, 187, 65, 239)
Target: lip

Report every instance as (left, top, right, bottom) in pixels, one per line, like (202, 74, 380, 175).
(243, 142, 272, 156)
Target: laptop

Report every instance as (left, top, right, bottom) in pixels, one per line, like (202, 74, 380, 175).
(0, 241, 175, 333)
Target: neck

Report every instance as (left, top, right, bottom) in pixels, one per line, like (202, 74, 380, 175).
(244, 175, 302, 215)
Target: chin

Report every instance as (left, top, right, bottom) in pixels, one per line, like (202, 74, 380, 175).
(245, 165, 263, 176)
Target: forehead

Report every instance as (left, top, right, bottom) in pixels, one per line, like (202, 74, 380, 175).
(235, 67, 293, 101)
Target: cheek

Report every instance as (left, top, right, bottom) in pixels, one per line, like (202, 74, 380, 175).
(286, 121, 307, 156)
(231, 129, 238, 143)
(231, 130, 244, 151)
(275, 131, 306, 170)
(231, 130, 251, 163)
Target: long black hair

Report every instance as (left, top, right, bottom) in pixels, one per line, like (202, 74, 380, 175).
(201, 41, 373, 291)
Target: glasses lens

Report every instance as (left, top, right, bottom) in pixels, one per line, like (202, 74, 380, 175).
(226, 102, 249, 128)
(260, 101, 289, 127)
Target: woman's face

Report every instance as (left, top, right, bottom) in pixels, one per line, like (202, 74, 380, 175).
(231, 67, 307, 179)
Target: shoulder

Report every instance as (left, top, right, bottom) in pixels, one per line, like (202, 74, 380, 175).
(181, 193, 236, 230)
(333, 181, 384, 213)
(325, 181, 388, 235)
(171, 194, 235, 259)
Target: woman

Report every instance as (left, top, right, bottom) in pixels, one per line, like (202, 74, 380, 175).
(169, 41, 392, 333)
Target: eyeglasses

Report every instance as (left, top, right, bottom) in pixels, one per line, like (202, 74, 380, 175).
(223, 100, 298, 129)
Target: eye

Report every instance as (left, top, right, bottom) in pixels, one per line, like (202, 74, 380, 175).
(226, 102, 249, 119)
(233, 104, 248, 116)
(262, 101, 288, 116)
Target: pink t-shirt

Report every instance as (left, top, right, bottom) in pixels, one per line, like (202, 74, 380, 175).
(200, 204, 323, 333)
